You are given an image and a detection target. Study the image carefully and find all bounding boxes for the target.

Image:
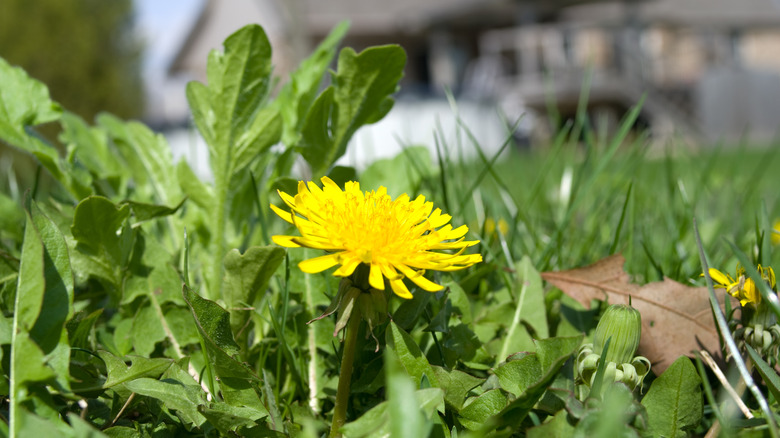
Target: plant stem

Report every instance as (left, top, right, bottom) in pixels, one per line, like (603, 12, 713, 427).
(329, 314, 361, 438)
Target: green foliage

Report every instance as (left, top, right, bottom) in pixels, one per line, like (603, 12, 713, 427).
(0, 17, 775, 438)
(0, 0, 143, 121)
(299, 45, 406, 177)
(641, 356, 703, 437)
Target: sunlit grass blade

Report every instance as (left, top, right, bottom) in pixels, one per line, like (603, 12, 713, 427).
(745, 344, 780, 405)
(609, 182, 633, 255)
(694, 352, 729, 433)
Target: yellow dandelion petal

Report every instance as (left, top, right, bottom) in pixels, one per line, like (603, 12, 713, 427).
(708, 264, 777, 308)
(270, 177, 482, 299)
(369, 263, 385, 290)
(272, 235, 301, 248)
(708, 268, 734, 288)
(396, 264, 444, 292)
(299, 253, 343, 273)
(390, 278, 413, 299)
(743, 279, 760, 306)
(270, 203, 294, 224)
(332, 256, 362, 277)
(772, 219, 780, 245)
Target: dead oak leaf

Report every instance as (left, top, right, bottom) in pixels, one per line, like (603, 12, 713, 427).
(541, 254, 730, 374)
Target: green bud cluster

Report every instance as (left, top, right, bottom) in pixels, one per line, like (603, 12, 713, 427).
(728, 283, 780, 366)
(731, 322, 780, 366)
(576, 304, 650, 397)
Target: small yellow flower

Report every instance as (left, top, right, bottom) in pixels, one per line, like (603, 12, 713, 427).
(772, 219, 780, 245)
(708, 264, 776, 307)
(271, 177, 482, 299)
(485, 217, 509, 236)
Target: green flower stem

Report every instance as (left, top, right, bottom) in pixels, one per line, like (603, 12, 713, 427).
(329, 313, 361, 438)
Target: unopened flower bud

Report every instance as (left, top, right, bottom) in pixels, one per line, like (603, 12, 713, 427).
(594, 304, 642, 365)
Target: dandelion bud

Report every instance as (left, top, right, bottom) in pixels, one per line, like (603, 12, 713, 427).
(593, 304, 642, 365)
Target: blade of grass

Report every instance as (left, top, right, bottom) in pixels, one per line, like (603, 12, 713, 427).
(694, 352, 728, 432)
(609, 182, 633, 254)
(539, 97, 646, 268)
(745, 344, 780, 405)
(433, 128, 451, 213)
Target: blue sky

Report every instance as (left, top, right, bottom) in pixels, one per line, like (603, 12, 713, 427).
(134, 0, 204, 75)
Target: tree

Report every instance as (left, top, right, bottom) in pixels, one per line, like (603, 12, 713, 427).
(0, 0, 145, 121)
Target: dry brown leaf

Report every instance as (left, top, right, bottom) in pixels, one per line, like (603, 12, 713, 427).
(541, 254, 731, 374)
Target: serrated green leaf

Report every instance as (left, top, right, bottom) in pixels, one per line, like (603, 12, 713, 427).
(275, 21, 349, 147)
(96, 350, 173, 390)
(494, 353, 543, 398)
(176, 160, 214, 209)
(0, 59, 91, 197)
(0, 314, 12, 345)
(162, 306, 201, 348)
(386, 348, 435, 438)
(385, 321, 439, 388)
(535, 335, 583, 372)
(185, 24, 281, 300)
(299, 45, 406, 176)
(232, 106, 282, 174)
(98, 113, 181, 206)
(445, 280, 473, 325)
(121, 198, 185, 223)
(183, 285, 240, 358)
(497, 256, 548, 362)
(66, 308, 103, 350)
(187, 25, 273, 164)
(102, 426, 138, 438)
(130, 303, 166, 357)
(0, 58, 61, 127)
(71, 196, 131, 268)
(24, 197, 74, 353)
(641, 356, 702, 437)
(121, 264, 183, 307)
(431, 366, 483, 411)
(182, 284, 261, 408)
(485, 335, 583, 432)
(110, 318, 134, 357)
(10, 332, 55, 385)
(198, 403, 267, 435)
(124, 377, 205, 427)
(223, 246, 285, 334)
(15, 407, 73, 437)
(0, 192, 25, 241)
(60, 111, 123, 180)
(527, 409, 576, 438)
(10, 196, 74, 434)
(458, 389, 507, 431)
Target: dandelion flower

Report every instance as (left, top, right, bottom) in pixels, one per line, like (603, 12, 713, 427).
(271, 177, 482, 298)
(708, 264, 775, 307)
(772, 219, 780, 246)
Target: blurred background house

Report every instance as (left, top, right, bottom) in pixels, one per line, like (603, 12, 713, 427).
(139, 0, 780, 173)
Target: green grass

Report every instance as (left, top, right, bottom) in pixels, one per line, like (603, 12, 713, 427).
(447, 133, 780, 282)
